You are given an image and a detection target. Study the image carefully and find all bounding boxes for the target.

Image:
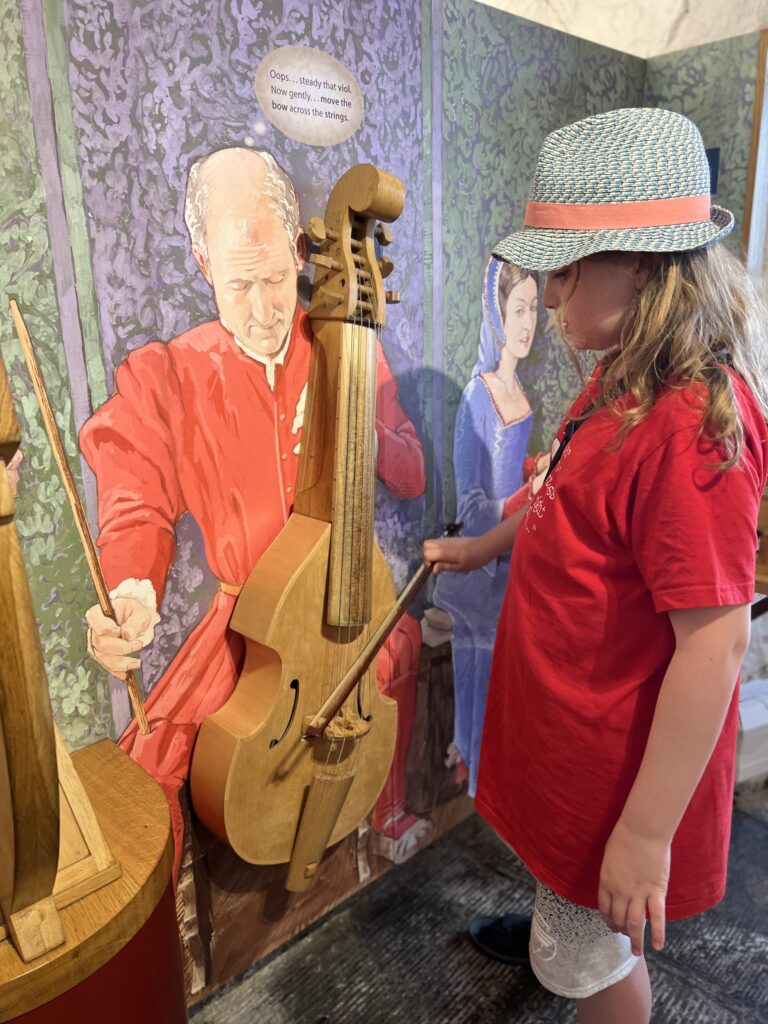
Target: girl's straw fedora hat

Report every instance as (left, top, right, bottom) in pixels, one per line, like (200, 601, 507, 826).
(493, 107, 733, 272)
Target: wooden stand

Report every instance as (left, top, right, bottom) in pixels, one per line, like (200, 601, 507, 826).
(752, 491, 768, 621)
(0, 729, 121, 956)
(0, 741, 185, 1022)
(0, 349, 124, 965)
(0, 343, 184, 1021)
(755, 491, 768, 594)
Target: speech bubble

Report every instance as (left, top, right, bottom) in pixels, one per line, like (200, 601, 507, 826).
(255, 45, 364, 147)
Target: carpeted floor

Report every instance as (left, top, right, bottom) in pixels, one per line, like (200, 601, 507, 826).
(190, 784, 768, 1023)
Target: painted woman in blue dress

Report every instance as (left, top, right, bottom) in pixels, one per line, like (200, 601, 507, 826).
(434, 257, 543, 796)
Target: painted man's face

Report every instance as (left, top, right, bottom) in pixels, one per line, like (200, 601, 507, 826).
(199, 204, 301, 358)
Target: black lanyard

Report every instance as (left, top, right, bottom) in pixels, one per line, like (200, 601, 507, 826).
(543, 407, 594, 483)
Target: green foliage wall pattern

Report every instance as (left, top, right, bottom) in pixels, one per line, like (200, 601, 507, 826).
(0, 0, 113, 748)
(644, 33, 761, 258)
(440, 1, 646, 516)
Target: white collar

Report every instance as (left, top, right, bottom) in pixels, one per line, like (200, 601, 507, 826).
(225, 321, 288, 390)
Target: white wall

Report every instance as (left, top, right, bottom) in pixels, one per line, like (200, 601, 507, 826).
(477, 0, 768, 58)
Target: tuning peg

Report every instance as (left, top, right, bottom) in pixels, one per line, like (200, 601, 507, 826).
(316, 288, 343, 309)
(375, 223, 393, 246)
(306, 218, 328, 245)
(306, 219, 339, 246)
(309, 253, 342, 271)
(385, 290, 400, 304)
(378, 256, 394, 279)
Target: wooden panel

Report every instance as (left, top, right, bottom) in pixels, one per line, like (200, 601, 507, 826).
(0, 356, 61, 959)
(755, 490, 768, 592)
(0, 728, 122, 947)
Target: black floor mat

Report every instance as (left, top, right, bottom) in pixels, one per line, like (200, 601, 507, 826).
(191, 791, 768, 1024)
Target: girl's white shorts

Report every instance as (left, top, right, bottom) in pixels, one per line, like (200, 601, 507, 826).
(529, 882, 639, 999)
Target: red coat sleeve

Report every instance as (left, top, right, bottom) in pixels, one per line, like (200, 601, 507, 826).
(374, 342, 426, 499)
(79, 342, 186, 603)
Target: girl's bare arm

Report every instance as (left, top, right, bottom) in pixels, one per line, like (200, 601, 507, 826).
(423, 505, 527, 573)
(599, 603, 750, 955)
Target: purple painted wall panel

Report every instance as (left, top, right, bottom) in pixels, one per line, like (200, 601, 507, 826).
(62, 0, 424, 379)
(60, 0, 426, 689)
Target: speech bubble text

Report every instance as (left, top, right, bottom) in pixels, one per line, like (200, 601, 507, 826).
(255, 46, 364, 146)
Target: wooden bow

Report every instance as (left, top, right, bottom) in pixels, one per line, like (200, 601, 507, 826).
(9, 301, 150, 734)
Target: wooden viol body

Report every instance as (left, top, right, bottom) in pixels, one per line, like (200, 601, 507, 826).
(190, 164, 405, 891)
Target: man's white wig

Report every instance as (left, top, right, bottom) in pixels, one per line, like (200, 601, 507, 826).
(184, 148, 301, 262)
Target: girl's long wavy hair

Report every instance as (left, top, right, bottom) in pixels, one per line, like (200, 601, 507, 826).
(556, 246, 768, 469)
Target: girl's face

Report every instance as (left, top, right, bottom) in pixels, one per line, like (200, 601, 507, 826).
(542, 254, 649, 351)
(502, 276, 539, 359)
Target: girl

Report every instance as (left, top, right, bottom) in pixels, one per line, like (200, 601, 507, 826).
(424, 107, 768, 1024)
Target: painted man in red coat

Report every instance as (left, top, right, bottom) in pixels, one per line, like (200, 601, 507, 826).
(81, 147, 429, 878)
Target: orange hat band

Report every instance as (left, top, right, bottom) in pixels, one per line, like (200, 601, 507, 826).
(524, 194, 711, 230)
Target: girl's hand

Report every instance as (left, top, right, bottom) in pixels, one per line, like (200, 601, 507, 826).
(597, 818, 670, 957)
(423, 536, 490, 574)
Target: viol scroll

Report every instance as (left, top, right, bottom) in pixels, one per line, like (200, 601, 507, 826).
(191, 164, 405, 891)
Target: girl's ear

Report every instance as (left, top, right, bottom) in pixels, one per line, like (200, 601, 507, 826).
(633, 253, 659, 291)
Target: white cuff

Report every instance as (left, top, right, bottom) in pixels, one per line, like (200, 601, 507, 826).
(107, 578, 161, 649)
(109, 577, 158, 616)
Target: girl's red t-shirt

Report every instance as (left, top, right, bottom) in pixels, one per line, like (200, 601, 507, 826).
(475, 370, 768, 919)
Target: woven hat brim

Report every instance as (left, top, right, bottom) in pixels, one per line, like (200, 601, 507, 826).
(492, 204, 734, 271)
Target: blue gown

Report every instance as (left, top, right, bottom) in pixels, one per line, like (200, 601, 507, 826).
(434, 258, 534, 796)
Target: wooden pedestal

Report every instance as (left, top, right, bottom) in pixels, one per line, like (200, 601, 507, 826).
(0, 741, 186, 1023)
(756, 490, 768, 593)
